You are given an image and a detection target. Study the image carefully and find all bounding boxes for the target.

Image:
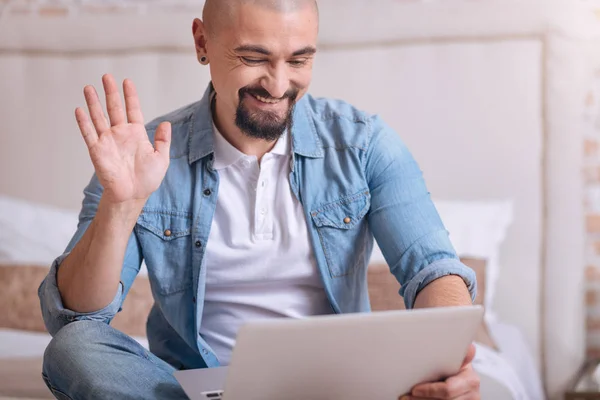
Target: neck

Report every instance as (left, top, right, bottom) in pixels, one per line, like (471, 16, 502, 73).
(212, 96, 277, 161)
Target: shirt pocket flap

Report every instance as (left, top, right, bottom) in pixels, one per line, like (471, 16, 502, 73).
(136, 210, 192, 241)
(311, 190, 371, 230)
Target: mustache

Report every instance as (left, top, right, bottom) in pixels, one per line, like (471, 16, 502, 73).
(239, 86, 299, 102)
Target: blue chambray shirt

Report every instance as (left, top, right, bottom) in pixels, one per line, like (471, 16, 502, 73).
(39, 84, 476, 370)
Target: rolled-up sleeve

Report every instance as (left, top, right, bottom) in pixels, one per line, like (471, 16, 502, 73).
(365, 116, 477, 309)
(401, 258, 476, 309)
(38, 252, 124, 336)
(38, 174, 142, 336)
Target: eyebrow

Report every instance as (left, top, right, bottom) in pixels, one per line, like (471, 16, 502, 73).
(235, 45, 271, 55)
(234, 45, 317, 57)
(292, 46, 317, 57)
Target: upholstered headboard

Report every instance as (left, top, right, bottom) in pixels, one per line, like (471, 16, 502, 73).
(1, 1, 597, 398)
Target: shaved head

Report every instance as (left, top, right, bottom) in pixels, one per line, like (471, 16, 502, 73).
(193, 0, 318, 144)
(203, 0, 318, 38)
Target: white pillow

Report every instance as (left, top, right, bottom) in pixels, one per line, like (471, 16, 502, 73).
(370, 199, 513, 319)
(0, 195, 149, 276)
(0, 195, 78, 265)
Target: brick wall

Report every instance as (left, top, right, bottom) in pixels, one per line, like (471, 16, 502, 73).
(0, 0, 203, 17)
(0, 0, 440, 17)
(585, 69, 600, 358)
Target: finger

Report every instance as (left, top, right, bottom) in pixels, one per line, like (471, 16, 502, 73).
(412, 381, 464, 399)
(412, 366, 478, 399)
(154, 122, 172, 159)
(403, 395, 478, 400)
(84, 85, 110, 134)
(402, 396, 478, 400)
(461, 344, 476, 367)
(399, 395, 431, 400)
(75, 107, 98, 148)
(123, 79, 145, 124)
(399, 397, 430, 400)
(450, 394, 479, 400)
(102, 74, 126, 126)
(401, 396, 463, 400)
(400, 391, 480, 400)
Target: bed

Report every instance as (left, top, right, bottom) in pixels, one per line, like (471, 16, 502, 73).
(0, 196, 542, 400)
(2, 0, 599, 398)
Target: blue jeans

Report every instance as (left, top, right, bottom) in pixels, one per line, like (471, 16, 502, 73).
(41, 320, 189, 400)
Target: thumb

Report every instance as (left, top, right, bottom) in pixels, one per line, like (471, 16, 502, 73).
(154, 121, 172, 159)
(461, 343, 476, 367)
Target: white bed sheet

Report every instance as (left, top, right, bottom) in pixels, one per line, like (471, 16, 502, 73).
(0, 330, 51, 359)
(474, 320, 546, 400)
(0, 329, 149, 359)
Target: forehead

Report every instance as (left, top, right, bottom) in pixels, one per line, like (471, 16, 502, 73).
(225, 4, 318, 54)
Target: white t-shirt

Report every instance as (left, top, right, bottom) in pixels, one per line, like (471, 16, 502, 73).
(199, 125, 332, 365)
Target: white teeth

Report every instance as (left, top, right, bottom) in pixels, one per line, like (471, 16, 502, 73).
(254, 94, 281, 104)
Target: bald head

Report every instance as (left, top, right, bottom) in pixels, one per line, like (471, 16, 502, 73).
(203, 0, 318, 38)
(194, 0, 318, 142)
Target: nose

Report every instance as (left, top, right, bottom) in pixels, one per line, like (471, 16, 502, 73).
(261, 63, 289, 99)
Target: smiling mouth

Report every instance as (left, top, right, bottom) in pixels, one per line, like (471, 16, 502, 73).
(248, 93, 284, 105)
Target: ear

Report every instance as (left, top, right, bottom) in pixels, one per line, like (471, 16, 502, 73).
(192, 18, 209, 64)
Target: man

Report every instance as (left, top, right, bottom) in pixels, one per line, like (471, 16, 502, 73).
(39, 0, 480, 399)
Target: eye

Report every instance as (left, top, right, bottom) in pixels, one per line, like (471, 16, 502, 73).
(240, 57, 266, 65)
(288, 58, 309, 67)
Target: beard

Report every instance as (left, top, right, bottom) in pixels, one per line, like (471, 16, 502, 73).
(235, 86, 299, 141)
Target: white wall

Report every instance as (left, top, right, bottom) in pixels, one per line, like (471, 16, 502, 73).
(0, 52, 211, 209)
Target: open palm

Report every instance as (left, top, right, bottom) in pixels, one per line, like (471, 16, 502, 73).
(75, 74, 171, 204)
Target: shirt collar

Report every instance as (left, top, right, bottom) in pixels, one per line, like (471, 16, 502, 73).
(269, 128, 290, 156)
(212, 123, 246, 170)
(188, 83, 323, 165)
(212, 125, 291, 170)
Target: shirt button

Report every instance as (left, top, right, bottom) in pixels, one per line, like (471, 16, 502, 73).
(195, 240, 202, 248)
(260, 208, 267, 215)
(192, 296, 196, 303)
(243, 160, 251, 169)
(202, 349, 209, 355)
(343, 217, 351, 224)
(203, 188, 212, 196)
(164, 229, 172, 237)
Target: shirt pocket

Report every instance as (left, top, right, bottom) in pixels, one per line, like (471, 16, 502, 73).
(135, 210, 194, 296)
(310, 190, 371, 278)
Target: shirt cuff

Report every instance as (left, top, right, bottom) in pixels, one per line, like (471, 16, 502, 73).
(401, 258, 477, 309)
(39, 252, 123, 333)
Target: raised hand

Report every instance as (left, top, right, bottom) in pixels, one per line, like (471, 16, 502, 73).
(75, 74, 171, 205)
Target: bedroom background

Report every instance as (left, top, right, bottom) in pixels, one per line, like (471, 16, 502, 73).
(1, 0, 600, 399)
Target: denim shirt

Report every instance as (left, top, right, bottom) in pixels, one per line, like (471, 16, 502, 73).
(39, 84, 476, 370)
